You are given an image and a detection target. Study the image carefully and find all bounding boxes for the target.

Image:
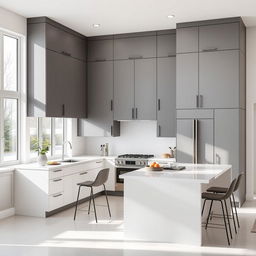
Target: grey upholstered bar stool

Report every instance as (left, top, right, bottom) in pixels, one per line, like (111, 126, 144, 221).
(206, 173, 244, 230)
(73, 168, 111, 223)
(201, 178, 237, 246)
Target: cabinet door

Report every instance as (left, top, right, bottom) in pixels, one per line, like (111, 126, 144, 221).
(79, 61, 114, 136)
(114, 36, 156, 60)
(157, 34, 176, 57)
(176, 53, 199, 109)
(64, 58, 86, 118)
(0, 172, 13, 211)
(46, 50, 69, 117)
(199, 50, 239, 108)
(176, 119, 194, 163)
(114, 60, 134, 120)
(135, 58, 156, 120)
(87, 39, 113, 61)
(63, 175, 74, 205)
(214, 109, 239, 174)
(157, 57, 176, 137)
(176, 27, 198, 53)
(199, 23, 239, 52)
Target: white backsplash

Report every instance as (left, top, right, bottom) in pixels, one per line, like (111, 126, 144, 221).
(72, 120, 176, 157)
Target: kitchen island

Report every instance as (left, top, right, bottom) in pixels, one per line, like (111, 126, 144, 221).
(120, 164, 232, 246)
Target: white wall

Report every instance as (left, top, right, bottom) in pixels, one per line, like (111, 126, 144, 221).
(72, 120, 176, 157)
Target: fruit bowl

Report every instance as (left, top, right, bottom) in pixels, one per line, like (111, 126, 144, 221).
(145, 166, 163, 172)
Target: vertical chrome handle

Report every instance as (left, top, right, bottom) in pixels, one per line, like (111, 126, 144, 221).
(132, 108, 134, 119)
(111, 125, 113, 136)
(135, 108, 138, 119)
(158, 99, 160, 111)
(192, 119, 198, 164)
(62, 104, 65, 116)
(196, 95, 199, 108)
(200, 95, 203, 108)
(158, 125, 161, 136)
(110, 100, 113, 111)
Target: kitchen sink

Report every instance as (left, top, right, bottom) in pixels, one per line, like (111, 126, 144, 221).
(61, 159, 79, 163)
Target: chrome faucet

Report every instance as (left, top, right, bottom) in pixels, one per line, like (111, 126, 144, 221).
(62, 141, 72, 161)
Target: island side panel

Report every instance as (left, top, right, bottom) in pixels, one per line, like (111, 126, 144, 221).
(123, 177, 202, 245)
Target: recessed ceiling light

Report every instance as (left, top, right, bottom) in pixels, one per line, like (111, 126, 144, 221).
(167, 14, 175, 19)
(93, 24, 100, 28)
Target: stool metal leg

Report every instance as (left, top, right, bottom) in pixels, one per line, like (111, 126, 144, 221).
(232, 193, 240, 228)
(224, 199, 232, 239)
(103, 184, 111, 218)
(74, 186, 81, 221)
(229, 197, 237, 234)
(201, 199, 206, 216)
(91, 187, 98, 223)
(205, 200, 213, 230)
(220, 200, 230, 246)
(88, 187, 92, 214)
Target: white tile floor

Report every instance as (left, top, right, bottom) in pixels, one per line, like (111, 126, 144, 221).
(0, 196, 255, 256)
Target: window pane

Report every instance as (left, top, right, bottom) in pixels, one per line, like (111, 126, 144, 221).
(3, 99, 18, 161)
(4, 35, 18, 91)
(54, 118, 63, 155)
(41, 118, 51, 154)
(29, 118, 38, 158)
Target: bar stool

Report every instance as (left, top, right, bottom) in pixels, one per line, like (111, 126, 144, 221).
(206, 173, 244, 229)
(201, 178, 237, 245)
(73, 168, 111, 223)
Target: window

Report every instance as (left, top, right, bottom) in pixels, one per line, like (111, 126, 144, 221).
(29, 117, 68, 159)
(0, 32, 20, 164)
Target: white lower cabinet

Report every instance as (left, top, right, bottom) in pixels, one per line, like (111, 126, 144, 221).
(63, 174, 74, 205)
(48, 192, 64, 211)
(0, 172, 13, 212)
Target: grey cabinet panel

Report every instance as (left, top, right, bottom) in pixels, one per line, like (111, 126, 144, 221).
(176, 119, 194, 163)
(46, 23, 85, 61)
(197, 119, 214, 164)
(87, 39, 113, 61)
(199, 23, 239, 51)
(135, 58, 156, 120)
(78, 61, 120, 137)
(114, 60, 134, 120)
(157, 34, 176, 57)
(176, 53, 199, 109)
(157, 57, 176, 137)
(114, 36, 156, 60)
(176, 27, 198, 53)
(177, 109, 213, 119)
(199, 50, 239, 108)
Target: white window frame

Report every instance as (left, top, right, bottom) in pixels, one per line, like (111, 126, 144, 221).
(0, 30, 21, 166)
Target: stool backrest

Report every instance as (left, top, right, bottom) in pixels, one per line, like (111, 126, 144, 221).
(234, 173, 244, 192)
(92, 168, 109, 187)
(223, 178, 237, 199)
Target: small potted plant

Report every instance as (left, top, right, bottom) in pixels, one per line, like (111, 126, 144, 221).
(32, 138, 51, 166)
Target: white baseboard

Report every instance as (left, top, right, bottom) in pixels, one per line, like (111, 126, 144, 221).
(0, 208, 15, 219)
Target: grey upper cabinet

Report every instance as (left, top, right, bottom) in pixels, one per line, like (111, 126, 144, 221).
(45, 23, 85, 61)
(114, 35, 156, 60)
(87, 39, 113, 61)
(114, 60, 134, 120)
(199, 22, 239, 52)
(176, 27, 198, 53)
(199, 50, 239, 108)
(78, 61, 120, 137)
(176, 53, 198, 109)
(157, 33, 176, 57)
(134, 58, 156, 120)
(157, 57, 176, 137)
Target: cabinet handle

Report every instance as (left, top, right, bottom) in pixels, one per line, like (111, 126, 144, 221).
(196, 95, 199, 108)
(111, 125, 113, 136)
(53, 169, 62, 173)
(95, 58, 106, 62)
(199, 95, 203, 108)
(80, 171, 88, 175)
(128, 55, 143, 60)
(135, 108, 138, 119)
(158, 125, 161, 136)
(158, 99, 160, 111)
(202, 48, 218, 52)
(62, 104, 65, 116)
(96, 161, 103, 163)
(61, 51, 71, 56)
(168, 53, 176, 57)
(110, 100, 113, 111)
(53, 193, 63, 198)
(132, 108, 135, 119)
(53, 178, 62, 182)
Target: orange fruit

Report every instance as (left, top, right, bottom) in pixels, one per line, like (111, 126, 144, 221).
(150, 163, 155, 167)
(154, 163, 160, 168)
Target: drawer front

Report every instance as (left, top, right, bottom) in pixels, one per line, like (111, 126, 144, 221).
(86, 160, 104, 170)
(49, 178, 63, 195)
(49, 169, 63, 179)
(48, 192, 64, 211)
(73, 171, 91, 200)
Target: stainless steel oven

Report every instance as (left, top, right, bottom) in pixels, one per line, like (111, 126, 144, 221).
(116, 167, 138, 184)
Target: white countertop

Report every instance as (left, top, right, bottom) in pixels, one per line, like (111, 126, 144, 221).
(120, 164, 232, 184)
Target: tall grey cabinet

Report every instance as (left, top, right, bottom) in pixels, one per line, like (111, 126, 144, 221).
(176, 17, 246, 205)
(27, 17, 86, 118)
(78, 36, 120, 137)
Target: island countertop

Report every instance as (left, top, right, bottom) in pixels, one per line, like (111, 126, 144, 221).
(120, 163, 232, 184)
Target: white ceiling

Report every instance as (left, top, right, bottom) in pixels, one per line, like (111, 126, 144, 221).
(0, 0, 256, 36)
